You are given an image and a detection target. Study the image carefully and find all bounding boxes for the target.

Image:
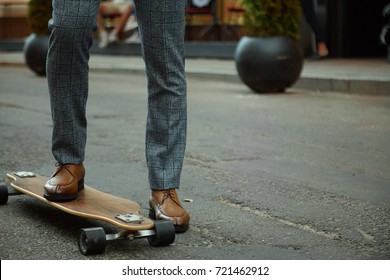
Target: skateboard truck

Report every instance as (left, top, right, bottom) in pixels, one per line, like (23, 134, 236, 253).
(78, 219, 174, 255)
(115, 213, 144, 224)
(0, 172, 32, 203)
(14, 171, 36, 178)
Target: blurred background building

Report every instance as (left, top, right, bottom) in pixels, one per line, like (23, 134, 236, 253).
(0, 0, 389, 58)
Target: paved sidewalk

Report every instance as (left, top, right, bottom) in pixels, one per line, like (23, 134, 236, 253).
(1, 51, 389, 95)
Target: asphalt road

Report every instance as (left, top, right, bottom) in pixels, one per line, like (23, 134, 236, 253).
(0, 66, 389, 260)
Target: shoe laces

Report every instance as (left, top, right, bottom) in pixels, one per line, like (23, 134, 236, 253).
(53, 162, 76, 176)
(161, 190, 181, 206)
(55, 162, 66, 170)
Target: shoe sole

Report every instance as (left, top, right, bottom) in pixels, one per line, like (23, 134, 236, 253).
(149, 208, 189, 233)
(44, 179, 84, 202)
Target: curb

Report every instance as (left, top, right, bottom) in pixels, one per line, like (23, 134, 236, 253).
(1, 55, 389, 96)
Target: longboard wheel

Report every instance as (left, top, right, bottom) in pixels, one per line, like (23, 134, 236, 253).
(78, 227, 107, 255)
(0, 183, 9, 205)
(148, 220, 175, 247)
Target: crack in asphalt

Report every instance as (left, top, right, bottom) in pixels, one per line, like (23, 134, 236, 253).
(0, 102, 50, 116)
(185, 154, 264, 168)
(219, 197, 341, 241)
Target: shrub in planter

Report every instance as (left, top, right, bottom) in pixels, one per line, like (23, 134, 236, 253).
(24, 0, 52, 76)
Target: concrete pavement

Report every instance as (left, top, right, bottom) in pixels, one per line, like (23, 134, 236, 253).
(1, 51, 390, 95)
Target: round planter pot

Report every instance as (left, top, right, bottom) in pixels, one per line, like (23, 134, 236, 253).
(235, 36, 304, 93)
(24, 33, 49, 76)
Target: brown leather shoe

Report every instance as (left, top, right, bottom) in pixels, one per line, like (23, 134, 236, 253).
(44, 163, 85, 202)
(149, 189, 190, 233)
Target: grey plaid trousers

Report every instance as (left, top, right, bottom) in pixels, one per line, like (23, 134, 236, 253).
(47, 0, 187, 190)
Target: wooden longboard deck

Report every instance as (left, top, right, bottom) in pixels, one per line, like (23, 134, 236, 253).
(6, 171, 154, 231)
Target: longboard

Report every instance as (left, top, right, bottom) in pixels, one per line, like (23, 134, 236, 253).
(1, 171, 175, 255)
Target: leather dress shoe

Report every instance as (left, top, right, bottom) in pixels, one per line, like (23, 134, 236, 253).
(44, 163, 85, 202)
(149, 189, 190, 233)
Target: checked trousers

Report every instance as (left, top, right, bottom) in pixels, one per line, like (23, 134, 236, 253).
(47, 0, 187, 190)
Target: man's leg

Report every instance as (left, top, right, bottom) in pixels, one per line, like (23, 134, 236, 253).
(300, 0, 328, 57)
(134, 0, 189, 232)
(44, 0, 100, 201)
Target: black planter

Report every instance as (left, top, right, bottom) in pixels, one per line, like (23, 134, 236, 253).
(24, 33, 49, 76)
(235, 36, 304, 93)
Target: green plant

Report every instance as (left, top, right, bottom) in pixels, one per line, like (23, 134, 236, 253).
(27, 0, 53, 35)
(241, 0, 302, 40)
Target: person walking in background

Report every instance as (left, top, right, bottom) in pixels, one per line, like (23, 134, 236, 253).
(300, 0, 329, 58)
(97, 0, 137, 48)
(44, 0, 190, 233)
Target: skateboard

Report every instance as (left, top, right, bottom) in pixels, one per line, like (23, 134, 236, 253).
(0, 171, 175, 255)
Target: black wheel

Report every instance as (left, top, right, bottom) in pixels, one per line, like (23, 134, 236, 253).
(0, 183, 9, 205)
(148, 220, 175, 247)
(78, 227, 107, 255)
